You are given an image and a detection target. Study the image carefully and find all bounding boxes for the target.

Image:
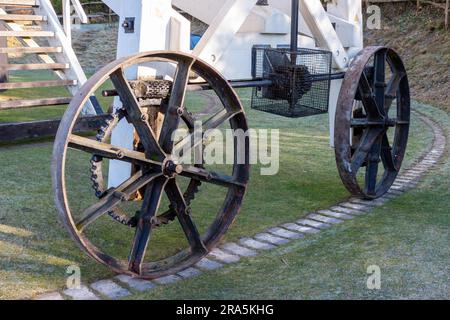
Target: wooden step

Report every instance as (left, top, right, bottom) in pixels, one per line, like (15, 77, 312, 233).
(0, 14, 46, 21)
(0, 46, 62, 54)
(0, 0, 37, 6)
(0, 97, 73, 110)
(0, 30, 54, 37)
(0, 63, 69, 70)
(0, 79, 77, 90)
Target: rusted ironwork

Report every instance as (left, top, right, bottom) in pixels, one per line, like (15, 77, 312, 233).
(52, 51, 250, 279)
(334, 46, 410, 199)
(52, 45, 411, 277)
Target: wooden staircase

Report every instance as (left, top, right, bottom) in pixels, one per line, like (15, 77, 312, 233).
(0, 0, 103, 142)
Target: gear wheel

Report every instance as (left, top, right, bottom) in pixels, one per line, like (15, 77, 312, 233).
(90, 109, 202, 228)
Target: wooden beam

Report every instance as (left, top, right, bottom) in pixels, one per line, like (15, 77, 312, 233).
(0, 63, 69, 70)
(0, 115, 110, 143)
(0, 79, 76, 90)
(0, 14, 47, 21)
(0, 97, 73, 110)
(0, 0, 37, 6)
(0, 30, 55, 37)
(0, 46, 62, 54)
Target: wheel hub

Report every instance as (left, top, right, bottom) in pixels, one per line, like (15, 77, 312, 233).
(162, 159, 183, 178)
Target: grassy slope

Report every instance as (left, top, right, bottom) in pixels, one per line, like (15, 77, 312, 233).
(125, 103, 449, 300)
(0, 88, 433, 299)
(364, 3, 450, 114)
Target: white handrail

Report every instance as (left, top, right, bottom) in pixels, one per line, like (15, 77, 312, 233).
(62, 0, 89, 43)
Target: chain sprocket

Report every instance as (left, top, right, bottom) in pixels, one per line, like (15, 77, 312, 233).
(90, 109, 202, 228)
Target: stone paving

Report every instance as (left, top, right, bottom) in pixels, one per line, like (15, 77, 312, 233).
(34, 113, 447, 300)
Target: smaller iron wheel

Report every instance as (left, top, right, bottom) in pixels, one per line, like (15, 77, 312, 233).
(335, 46, 410, 199)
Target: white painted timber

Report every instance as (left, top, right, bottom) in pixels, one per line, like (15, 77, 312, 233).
(299, 0, 348, 69)
(104, 0, 191, 188)
(327, 0, 363, 49)
(193, 0, 259, 66)
(36, 0, 96, 114)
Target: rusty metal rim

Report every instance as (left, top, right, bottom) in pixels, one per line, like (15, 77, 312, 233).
(52, 51, 250, 279)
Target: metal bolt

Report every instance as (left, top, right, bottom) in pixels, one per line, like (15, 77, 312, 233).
(116, 150, 124, 159)
(175, 164, 183, 174)
(141, 113, 149, 122)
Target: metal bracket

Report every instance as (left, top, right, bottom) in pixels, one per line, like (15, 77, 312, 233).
(122, 17, 135, 33)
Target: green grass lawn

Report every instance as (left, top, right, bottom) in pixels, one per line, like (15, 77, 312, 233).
(125, 103, 449, 300)
(0, 77, 438, 300)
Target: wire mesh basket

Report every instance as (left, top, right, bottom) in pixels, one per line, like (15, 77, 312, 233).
(251, 47, 332, 118)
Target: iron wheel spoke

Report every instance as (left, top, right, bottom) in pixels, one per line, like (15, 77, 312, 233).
(385, 72, 405, 112)
(358, 71, 384, 121)
(159, 58, 195, 154)
(364, 137, 382, 195)
(350, 127, 384, 174)
(173, 109, 242, 156)
(373, 50, 387, 116)
(165, 179, 207, 253)
(110, 68, 165, 159)
(181, 109, 196, 131)
(380, 133, 397, 171)
(129, 176, 168, 274)
(180, 165, 245, 189)
(76, 171, 162, 232)
(68, 134, 160, 168)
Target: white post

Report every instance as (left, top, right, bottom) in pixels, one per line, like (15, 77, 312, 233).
(71, 0, 88, 24)
(326, 0, 363, 148)
(193, 0, 258, 66)
(62, 0, 88, 43)
(103, 0, 190, 187)
(62, 0, 71, 43)
(39, 0, 96, 114)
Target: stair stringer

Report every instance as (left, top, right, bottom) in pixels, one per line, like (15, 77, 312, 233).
(36, 0, 96, 115)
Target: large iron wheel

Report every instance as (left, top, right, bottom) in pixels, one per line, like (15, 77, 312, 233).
(335, 46, 410, 199)
(52, 51, 250, 278)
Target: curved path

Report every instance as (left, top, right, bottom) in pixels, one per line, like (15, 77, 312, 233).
(35, 110, 447, 300)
